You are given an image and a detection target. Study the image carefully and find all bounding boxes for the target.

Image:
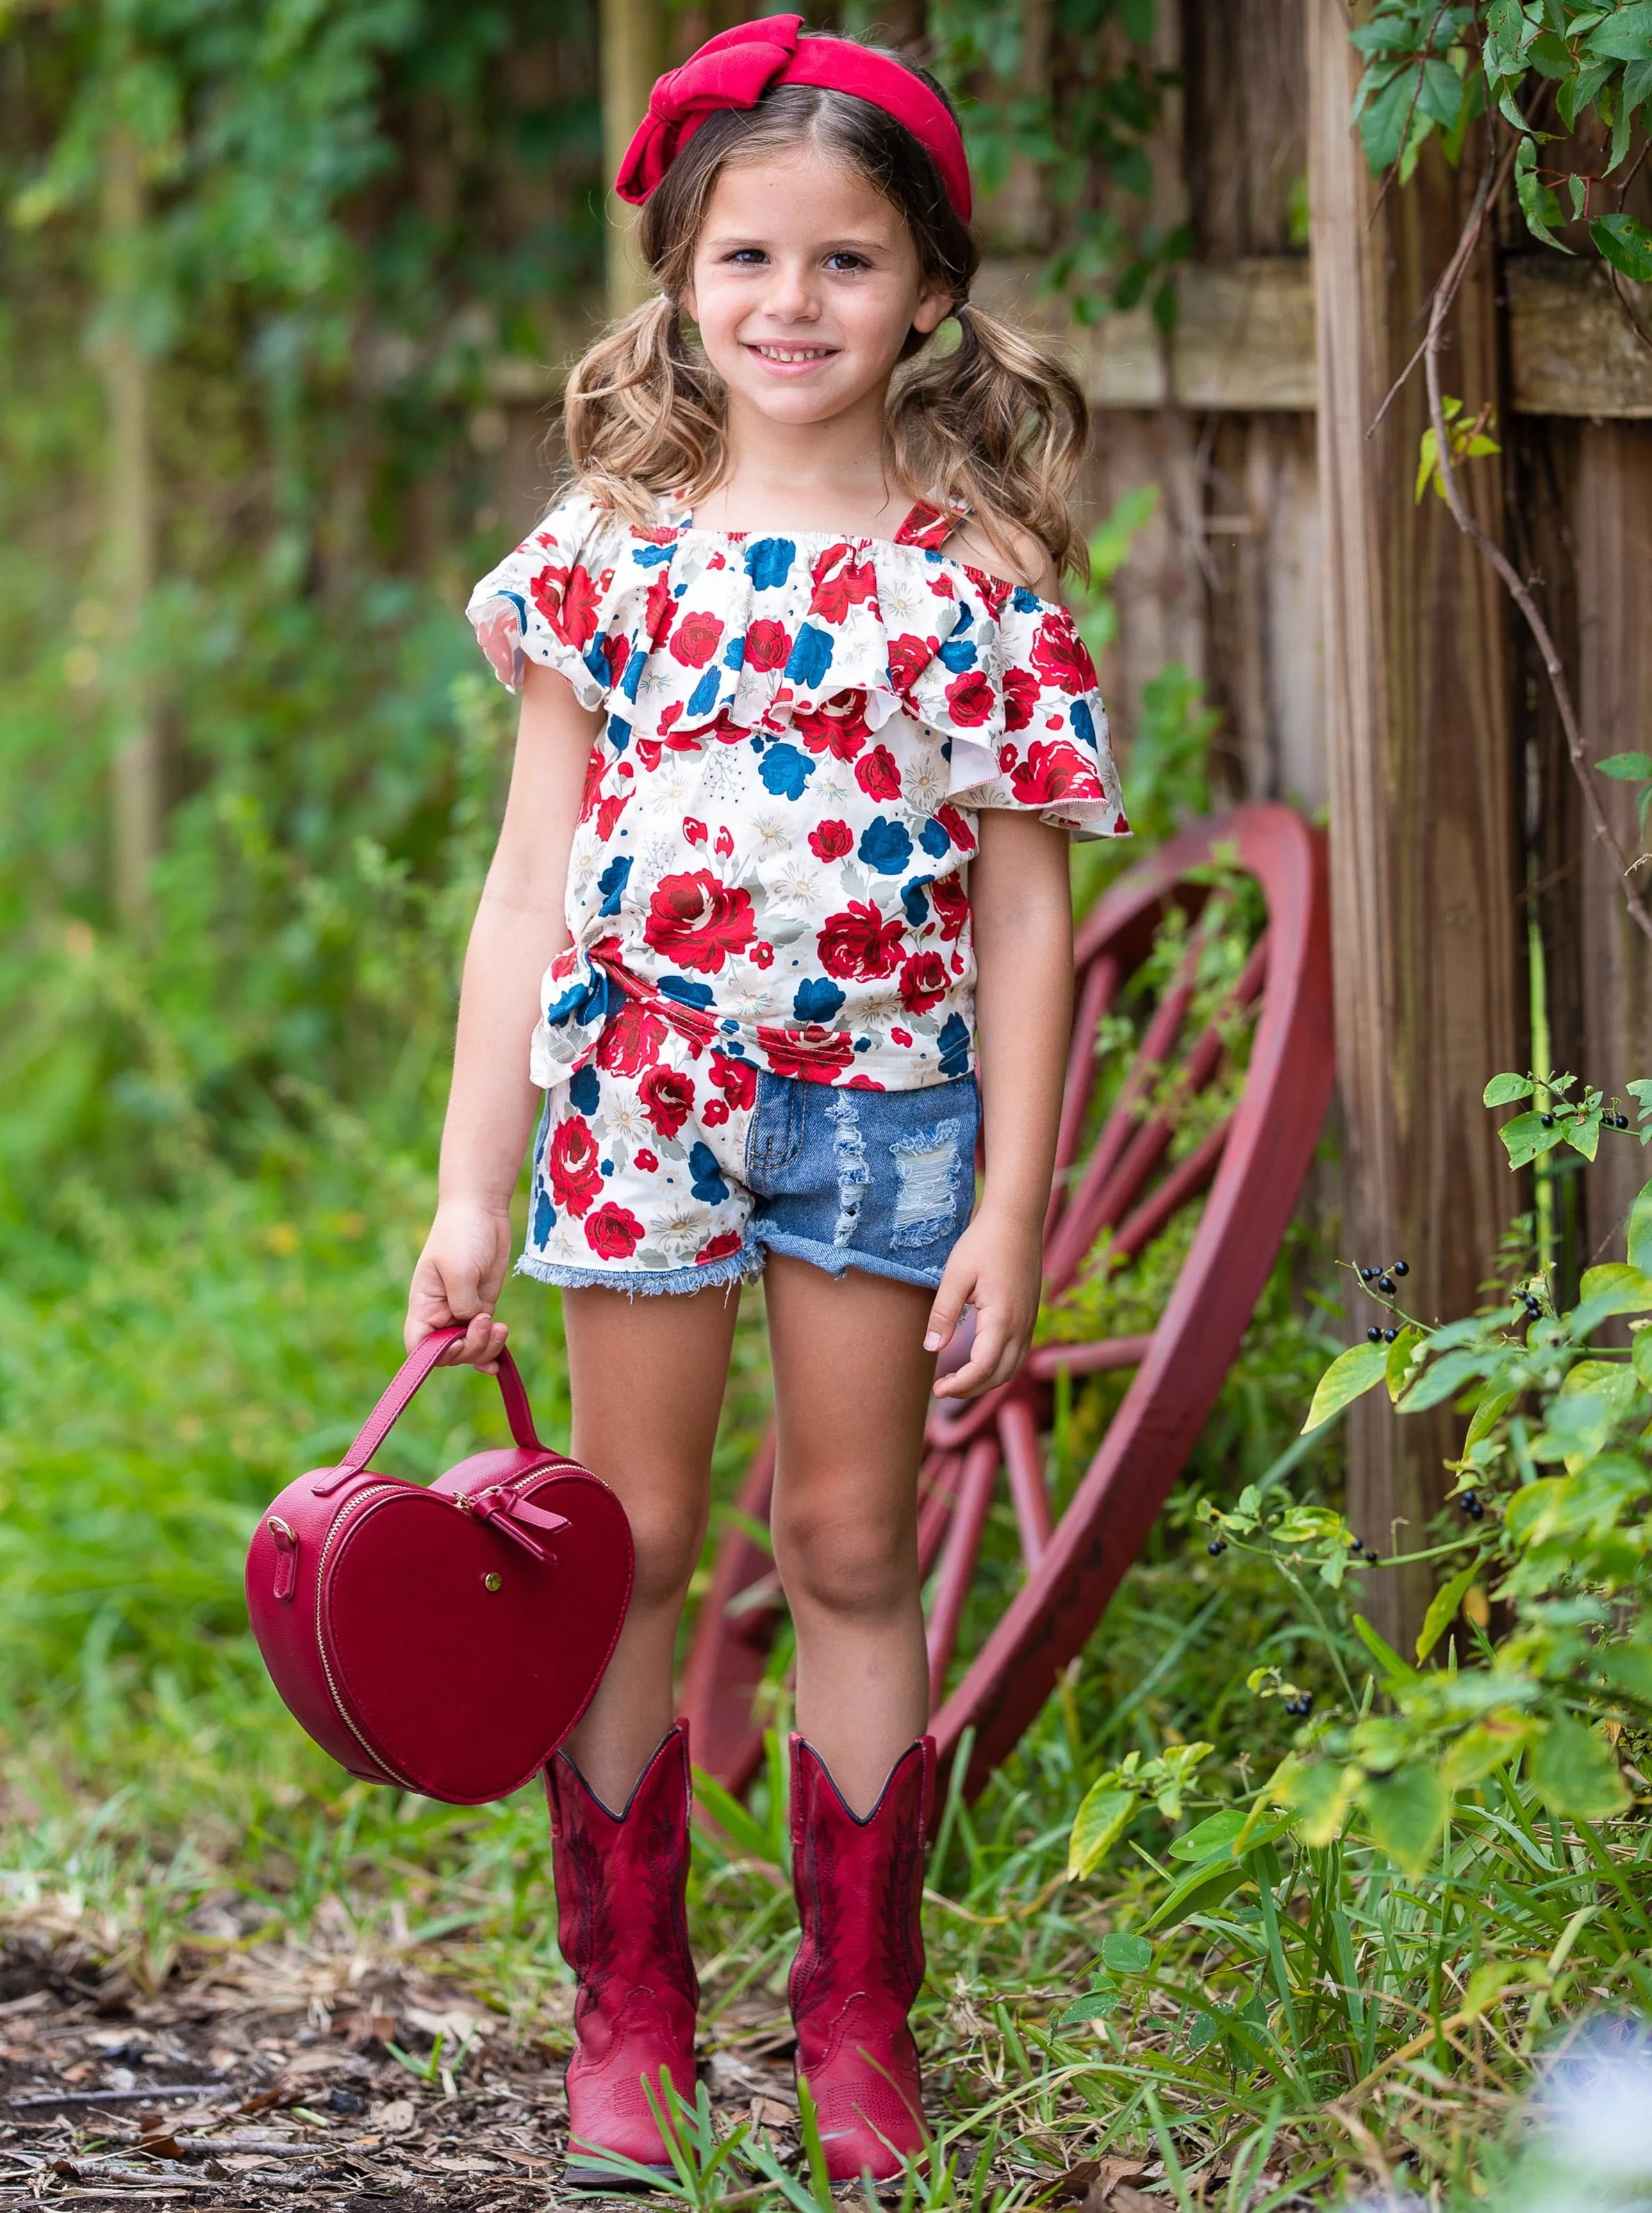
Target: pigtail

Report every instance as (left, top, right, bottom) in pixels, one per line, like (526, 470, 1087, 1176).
(563, 295, 726, 526)
(889, 302, 1091, 584)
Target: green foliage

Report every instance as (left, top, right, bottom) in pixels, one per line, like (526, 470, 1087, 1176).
(1414, 393, 1501, 501)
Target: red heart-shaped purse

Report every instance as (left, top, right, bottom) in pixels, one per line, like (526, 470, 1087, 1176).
(246, 1329, 631, 1804)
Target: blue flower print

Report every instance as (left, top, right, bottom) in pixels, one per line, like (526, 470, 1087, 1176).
(689, 1142, 729, 1203)
(584, 639, 610, 686)
(793, 977, 845, 1023)
(688, 666, 722, 718)
(938, 634, 976, 673)
(1013, 584, 1042, 614)
(745, 538, 796, 591)
(859, 816, 914, 875)
(786, 625, 834, 687)
(569, 1062, 601, 1116)
(606, 711, 631, 750)
(937, 1012, 972, 1079)
(659, 975, 715, 1009)
(723, 634, 745, 671)
(545, 966, 611, 1028)
(760, 743, 816, 800)
(533, 1187, 556, 1244)
(632, 541, 675, 566)
(621, 651, 646, 702)
(918, 816, 952, 859)
(1071, 696, 1096, 746)
(597, 855, 632, 916)
(901, 876, 932, 928)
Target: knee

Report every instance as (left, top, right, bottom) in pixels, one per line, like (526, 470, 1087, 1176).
(620, 1490, 707, 1613)
(773, 1495, 916, 1622)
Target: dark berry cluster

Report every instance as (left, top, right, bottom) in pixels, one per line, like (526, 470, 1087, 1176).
(1457, 1490, 1486, 1522)
(1206, 1537, 1227, 1556)
(1282, 1693, 1314, 1719)
(1514, 1285, 1545, 1322)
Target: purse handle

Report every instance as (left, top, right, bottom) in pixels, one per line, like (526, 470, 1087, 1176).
(316, 1328, 543, 1495)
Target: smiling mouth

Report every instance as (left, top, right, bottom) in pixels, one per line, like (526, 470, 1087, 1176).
(745, 343, 838, 363)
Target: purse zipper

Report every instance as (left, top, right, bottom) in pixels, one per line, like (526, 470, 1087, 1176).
(313, 1482, 423, 1788)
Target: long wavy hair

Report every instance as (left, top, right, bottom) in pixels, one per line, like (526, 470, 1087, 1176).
(562, 42, 1091, 581)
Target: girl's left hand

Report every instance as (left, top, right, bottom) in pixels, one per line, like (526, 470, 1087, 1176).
(923, 1208, 1043, 1399)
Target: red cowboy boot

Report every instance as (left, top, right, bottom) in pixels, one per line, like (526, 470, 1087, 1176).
(545, 1725, 699, 2182)
(788, 1734, 933, 2182)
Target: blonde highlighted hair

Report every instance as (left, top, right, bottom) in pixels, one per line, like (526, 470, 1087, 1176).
(563, 47, 1091, 582)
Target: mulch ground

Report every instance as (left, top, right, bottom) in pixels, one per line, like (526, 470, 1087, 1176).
(0, 1928, 809, 2210)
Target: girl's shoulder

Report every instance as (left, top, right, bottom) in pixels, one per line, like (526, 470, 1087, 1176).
(933, 512, 1062, 602)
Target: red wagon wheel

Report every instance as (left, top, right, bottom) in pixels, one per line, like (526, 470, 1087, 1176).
(680, 803, 1333, 1801)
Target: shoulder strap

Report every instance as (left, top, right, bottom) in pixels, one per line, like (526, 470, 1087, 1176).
(894, 500, 968, 552)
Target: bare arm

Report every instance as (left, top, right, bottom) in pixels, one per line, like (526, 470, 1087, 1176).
(405, 661, 602, 1369)
(925, 809, 1073, 1399)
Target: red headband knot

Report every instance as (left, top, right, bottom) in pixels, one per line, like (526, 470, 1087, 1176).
(614, 13, 973, 225)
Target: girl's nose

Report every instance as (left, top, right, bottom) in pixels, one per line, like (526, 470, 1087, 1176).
(758, 260, 820, 323)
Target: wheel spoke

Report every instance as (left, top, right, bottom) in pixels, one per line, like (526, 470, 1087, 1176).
(1025, 1334, 1153, 1381)
(998, 1398, 1052, 1568)
(925, 1437, 1000, 1704)
(916, 1450, 964, 1579)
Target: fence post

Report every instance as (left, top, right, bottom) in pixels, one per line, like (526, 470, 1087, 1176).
(1307, 1, 1523, 1643)
(600, 0, 668, 321)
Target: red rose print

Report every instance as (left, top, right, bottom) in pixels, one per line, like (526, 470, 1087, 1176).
(751, 941, 774, 968)
(636, 738, 663, 771)
(578, 744, 606, 824)
(755, 1023, 857, 1082)
(702, 1098, 729, 1126)
(638, 1063, 695, 1138)
(530, 561, 609, 650)
(715, 825, 734, 858)
(683, 816, 707, 844)
(898, 950, 948, 1014)
(966, 566, 1015, 618)
(890, 1026, 913, 1046)
(597, 1000, 668, 1077)
(930, 804, 975, 856)
(604, 632, 629, 686)
(809, 818, 853, 862)
(930, 875, 970, 942)
(696, 1231, 745, 1265)
(810, 548, 879, 623)
(1003, 665, 1040, 733)
(1009, 739, 1099, 808)
(1030, 614, 1096, 694)
(793, 689, 870, 759)
(886, 633, 938, 695)
(710, 1051, 757, 1110)
(855, 746, 900, 801)
(634, 1147, 659, 1171)
(643, 869, 757, 973)
(595, 789, 631, 839)
(745, 618, 792, 672)
(817, 902, 906, 981)
(549, 1118, 603, 1217)
(945, 670, 996, 727)
(585, 1201, 645, 1260)
(669, 609, 725, 668)
(645, 570, 676, 649)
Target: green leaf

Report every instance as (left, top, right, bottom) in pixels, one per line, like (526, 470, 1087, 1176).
(1567, 1108, 1603, 1162)
(1584, 1, 1652, 60)
(1067, 1784, 1137, 1879)
(1516, 137, 1572, 251)
(1139, 1857, 1248, 1936)
(1484, 1071, 1537, 1105)
(1416, 1561, 1481, 1662)
(1386, 1323, 1425, 1400)
(1054, 1991, 1123, 2027)
(1354, 1613, 1418, 1686)
(1361, 1764, 1448, 1875)
(1499, 1110, 1559, 1167)
(1628, 1179, 1652, 1272)
(1168, 1809, 1247, 1862)
(1487, 0, 1533, 49)
(1465, 1372, 1521, 1448)
(1597, 1643, 1652, 1707)
(1530, 1713, 1628, 1819)
(1272, 1754, 1360, 1847)
(1570, 1262, 1652, 1335)
(1590, 214, 1652, 279)
(1398, 1346, 1494, 1413)
(1099, 1931, 1154, 1975)
(1302, 1340, 1389, 1433)
(1596, 752, 1652, 781)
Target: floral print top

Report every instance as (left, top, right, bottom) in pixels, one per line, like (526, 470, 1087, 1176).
(468, 491, 1127, 1092)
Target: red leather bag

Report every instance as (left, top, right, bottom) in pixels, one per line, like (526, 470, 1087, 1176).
(246, 1329, 631, 1804)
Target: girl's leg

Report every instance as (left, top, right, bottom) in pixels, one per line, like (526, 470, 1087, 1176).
(559, 1281, 742, 1807)
(763, 1253, 934, 1815)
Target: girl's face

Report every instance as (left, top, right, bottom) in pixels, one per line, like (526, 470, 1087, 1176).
(682, 145, 955, 431)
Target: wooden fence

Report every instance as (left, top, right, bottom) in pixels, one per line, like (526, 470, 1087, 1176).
(528, 0, 1652, 1640)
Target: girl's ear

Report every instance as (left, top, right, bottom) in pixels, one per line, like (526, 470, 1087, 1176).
(911, 286, 955, 338)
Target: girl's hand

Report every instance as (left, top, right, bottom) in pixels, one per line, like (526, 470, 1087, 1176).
(406, 1199, 514, 1371)
(924, 1208, 1043, 1399)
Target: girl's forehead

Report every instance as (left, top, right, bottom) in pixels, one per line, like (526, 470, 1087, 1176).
(697, 147, 906, 243)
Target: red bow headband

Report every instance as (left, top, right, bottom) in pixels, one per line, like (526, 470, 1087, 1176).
(615, 13, 973, 226)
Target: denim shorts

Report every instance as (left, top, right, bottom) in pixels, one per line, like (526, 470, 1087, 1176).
(517, 1023, 979, 1296)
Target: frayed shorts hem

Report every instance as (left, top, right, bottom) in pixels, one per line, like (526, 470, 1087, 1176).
(750, 1226, 950, 1292)
(514, 1245, 762, 1297)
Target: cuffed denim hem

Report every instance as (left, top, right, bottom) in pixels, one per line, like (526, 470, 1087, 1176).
(750, 1224, 949, 1292)
(515, 1244, 763, 1297)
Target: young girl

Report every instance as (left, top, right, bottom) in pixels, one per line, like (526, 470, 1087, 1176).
(406, 13, 1126, 2185)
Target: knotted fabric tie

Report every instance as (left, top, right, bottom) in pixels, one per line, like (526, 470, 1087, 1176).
(615, 13, 972, 224)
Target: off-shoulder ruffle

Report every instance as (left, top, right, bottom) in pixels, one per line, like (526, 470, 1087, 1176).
(467, 493, 1128, 839)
